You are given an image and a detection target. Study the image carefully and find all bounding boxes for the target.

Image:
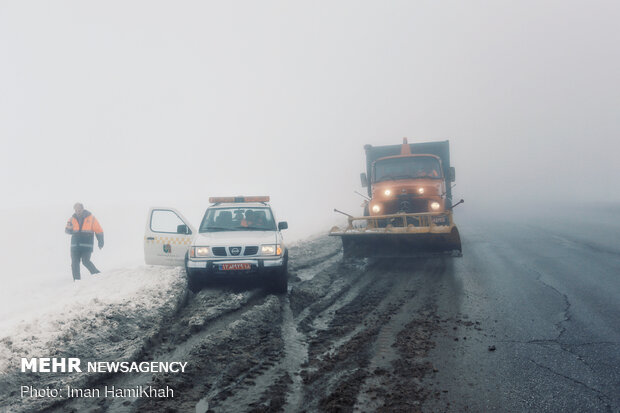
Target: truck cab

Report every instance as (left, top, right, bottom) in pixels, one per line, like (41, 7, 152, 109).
(144, 196, 289, 294)
(360, 138, 456, 219)
(367, 153, 447, 216)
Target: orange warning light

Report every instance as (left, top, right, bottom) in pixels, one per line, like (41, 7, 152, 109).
(209, 196, 270, 203)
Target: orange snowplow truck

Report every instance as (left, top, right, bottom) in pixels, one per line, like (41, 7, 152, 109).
(330, 138, 463, 258)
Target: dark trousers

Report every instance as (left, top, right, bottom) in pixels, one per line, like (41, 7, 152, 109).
(71, 248, 100, 280)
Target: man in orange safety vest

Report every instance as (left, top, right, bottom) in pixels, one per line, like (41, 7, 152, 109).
(65, 202, 104, 280)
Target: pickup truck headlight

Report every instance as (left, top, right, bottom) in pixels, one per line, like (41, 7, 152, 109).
(261, 244, 282, 255)
(384, 189, 391, 196)
(190, 246, 210, 257)
(372, 204, 381, 213)
(430, 202, 440, 211)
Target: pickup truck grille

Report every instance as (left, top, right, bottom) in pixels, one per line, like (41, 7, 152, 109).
(212, 247, 227, 256)
(210, 246, 259, 256)
(244, 246, 259, 255)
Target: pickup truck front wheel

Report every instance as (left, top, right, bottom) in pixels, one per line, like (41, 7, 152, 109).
(187, 272, 202, 293)
(270, 253, 288, 294)
(185, 254, 202, 293)
(271, 268, 288, 294)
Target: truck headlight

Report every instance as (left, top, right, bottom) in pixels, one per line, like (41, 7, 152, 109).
(372, 205, 381, 213)
(430, 202, 440, 211)
(261, 244, 282, 255)
(384, 189, 391, 196)
(191, 246, 210, 257)
(418, 187, 425, 194)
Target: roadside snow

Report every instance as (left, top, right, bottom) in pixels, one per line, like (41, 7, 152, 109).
(0, 266, 185, 373)
(0, 265, 186, 412)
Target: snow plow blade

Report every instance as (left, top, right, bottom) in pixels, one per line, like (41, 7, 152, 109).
(330, 212, 462, 259)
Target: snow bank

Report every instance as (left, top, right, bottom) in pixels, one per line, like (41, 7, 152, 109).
(0, 266, 185, 372)
(0, 265, 186, 411)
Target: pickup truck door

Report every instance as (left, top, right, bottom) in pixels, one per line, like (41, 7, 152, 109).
(144, 207, 195, 266)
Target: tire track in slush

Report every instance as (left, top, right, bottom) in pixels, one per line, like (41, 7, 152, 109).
(201, 254, 367, 412)
(203, 295, 310, 413)
(296, 262, 403, 411)
(46, 289, 268, 413)
(354, 259, 443, 411)
(306, 258, 446, 412)
(191, 237, 346, 412)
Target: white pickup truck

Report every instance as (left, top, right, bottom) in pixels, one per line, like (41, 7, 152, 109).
(144, 196, 289, 294)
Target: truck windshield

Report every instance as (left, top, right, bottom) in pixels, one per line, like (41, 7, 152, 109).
(199, 207, 276, 232)
(373, 156, 442, 182)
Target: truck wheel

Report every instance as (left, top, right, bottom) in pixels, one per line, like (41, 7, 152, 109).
(270, 253, 288, 294)
(188, 273, 202, 293)
(271, 269, 288, 294)
(185, 254, 202, 293)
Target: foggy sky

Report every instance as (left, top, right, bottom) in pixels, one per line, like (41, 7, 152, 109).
(1, 0, 620, 259)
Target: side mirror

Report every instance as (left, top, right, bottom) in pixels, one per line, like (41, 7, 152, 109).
(449, 167, 456, 182)
(177, 224, 190, 234)
(278, 221, 288, 230)
(360, 173, 368, 188)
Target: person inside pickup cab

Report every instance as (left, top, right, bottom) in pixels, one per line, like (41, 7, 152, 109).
(233, 210, 244, 224)
(216, 211, 233, 227)
(241, 210, 255, 227)
(254, 211, 267, 227)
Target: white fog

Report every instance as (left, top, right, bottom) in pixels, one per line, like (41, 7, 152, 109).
(1, 0, 619, 373)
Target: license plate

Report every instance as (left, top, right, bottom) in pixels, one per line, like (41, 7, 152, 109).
(432, 216, 449, 225)
(220, 263, 251, 271)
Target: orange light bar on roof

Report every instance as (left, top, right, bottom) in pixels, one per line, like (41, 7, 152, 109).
(244, 196, 270, 202)
(209, 196, 270, 203)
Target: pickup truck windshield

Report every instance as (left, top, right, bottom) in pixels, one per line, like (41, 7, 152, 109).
(199, 207, 276, 232)
(373, 156, 442, 182)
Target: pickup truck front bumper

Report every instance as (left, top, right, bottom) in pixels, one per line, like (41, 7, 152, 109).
(187, 257, 285, 276)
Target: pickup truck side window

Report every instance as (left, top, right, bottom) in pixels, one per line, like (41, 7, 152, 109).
(151, 210, 186, 233)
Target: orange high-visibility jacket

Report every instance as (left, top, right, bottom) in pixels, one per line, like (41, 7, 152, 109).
(65, 210, 104, 250)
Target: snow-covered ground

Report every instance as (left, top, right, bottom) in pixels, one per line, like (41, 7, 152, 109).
(0, 264, 186, 412)
(0, 266, 185, 372)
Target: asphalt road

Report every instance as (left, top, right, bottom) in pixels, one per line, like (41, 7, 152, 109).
(26, 206, 619, 413)
(423, 207, 620, 412)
